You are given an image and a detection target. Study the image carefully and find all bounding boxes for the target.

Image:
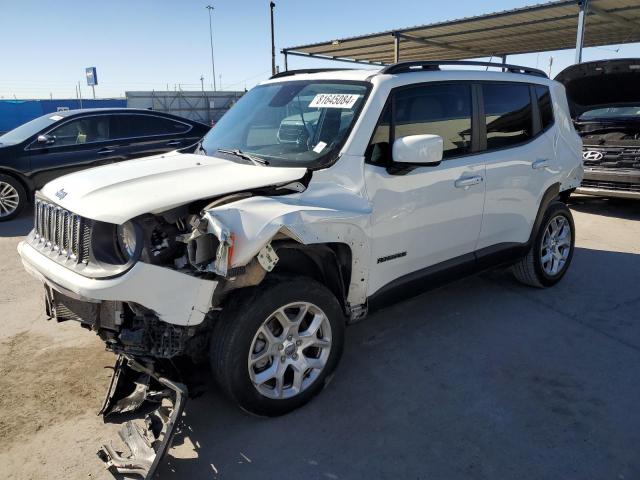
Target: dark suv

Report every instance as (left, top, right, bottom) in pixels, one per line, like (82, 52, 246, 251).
(557, 59, 640, 200)
(0, 108, 209, 220)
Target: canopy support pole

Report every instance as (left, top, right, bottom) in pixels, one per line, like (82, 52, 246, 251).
(575, 0, 589, 64)
(283, 50, 288, 71)
(393, 32, 400, 63)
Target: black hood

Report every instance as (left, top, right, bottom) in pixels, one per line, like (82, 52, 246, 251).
(555, 59, 640, 119)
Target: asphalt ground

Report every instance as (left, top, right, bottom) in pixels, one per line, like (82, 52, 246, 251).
(0, 194, 638, 480)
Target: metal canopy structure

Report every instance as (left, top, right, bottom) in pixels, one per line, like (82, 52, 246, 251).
(282, 0, 640, 68)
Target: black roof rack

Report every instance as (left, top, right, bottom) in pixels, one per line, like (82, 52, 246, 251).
(380, 60, 547, 78)
(270, 68, 356, 79)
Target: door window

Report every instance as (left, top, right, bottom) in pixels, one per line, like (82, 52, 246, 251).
(48, 117, 110, 146)
(110, 115, 190, 140)
(367, 83, 473, 165)
(482, 83, 533, 150)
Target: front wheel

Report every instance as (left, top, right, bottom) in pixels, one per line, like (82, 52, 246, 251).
(512, 201, 575, 288)
(210, 277, 345, 416)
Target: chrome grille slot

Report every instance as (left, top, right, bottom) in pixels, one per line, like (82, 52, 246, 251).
(33, 199, 91, 264)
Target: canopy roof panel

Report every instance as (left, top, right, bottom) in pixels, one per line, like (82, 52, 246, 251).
(284, 0, 640, 65)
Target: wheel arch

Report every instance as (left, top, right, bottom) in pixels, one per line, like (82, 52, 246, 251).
(528, 182, 561, 247)
(0, 169, 32, 199)
(271, 241, 353, 314)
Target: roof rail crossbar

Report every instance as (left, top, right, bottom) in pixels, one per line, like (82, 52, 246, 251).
(380, 60, 547, 78)
(270, 68, 355, 79)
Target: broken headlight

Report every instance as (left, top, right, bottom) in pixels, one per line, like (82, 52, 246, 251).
(117, 221, 138, 260)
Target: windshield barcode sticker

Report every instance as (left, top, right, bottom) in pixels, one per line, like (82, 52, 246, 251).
(309, 93, 360, 109)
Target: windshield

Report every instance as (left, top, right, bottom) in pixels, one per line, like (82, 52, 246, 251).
(0, 113, 63, 145)
(201, 80, 369, 167)
(579, 106, 640, 120)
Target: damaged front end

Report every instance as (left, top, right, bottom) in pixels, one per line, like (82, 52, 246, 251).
(97, 356, 187, 479)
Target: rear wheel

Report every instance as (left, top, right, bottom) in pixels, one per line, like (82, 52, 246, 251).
(512, 201, 575, 288)
(210, 277, 345, 416)
(0, 174, 27, 221)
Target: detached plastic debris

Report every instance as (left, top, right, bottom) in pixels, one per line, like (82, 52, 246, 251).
(96, 355, 187, 479)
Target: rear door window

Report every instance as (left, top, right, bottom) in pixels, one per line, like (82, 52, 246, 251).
(111, 115, 190, 140)
(482, 83, 533, 150)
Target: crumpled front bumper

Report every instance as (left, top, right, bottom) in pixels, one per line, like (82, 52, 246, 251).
(18, 240, 217, 327)
(97, 356, 187, 479)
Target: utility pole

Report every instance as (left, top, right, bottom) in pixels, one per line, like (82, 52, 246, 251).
(270, 2, 276, 76)
(200, 75, 205, 93)
(206, 5, 217, 91)
(77, 81, 83, 109)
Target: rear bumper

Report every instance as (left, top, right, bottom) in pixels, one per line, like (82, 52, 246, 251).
(576, 168, 640, 200)
(18, 240, 217, 326)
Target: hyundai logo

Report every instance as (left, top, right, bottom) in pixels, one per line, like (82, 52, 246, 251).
(55, 188, 68, 200)
(583, 150, 604, 161)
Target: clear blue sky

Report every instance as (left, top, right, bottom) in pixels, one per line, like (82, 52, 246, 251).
(2, 0, 639, 99)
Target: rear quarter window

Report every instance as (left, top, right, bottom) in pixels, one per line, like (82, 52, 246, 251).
(535, 85, 554, 130)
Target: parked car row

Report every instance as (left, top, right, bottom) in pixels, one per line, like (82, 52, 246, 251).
(0, 108, 209, 220)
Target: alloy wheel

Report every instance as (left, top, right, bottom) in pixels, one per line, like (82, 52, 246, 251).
(248, 301, 332, 400)
(540, 214, 572, 276)
(0, 181, 19, 218)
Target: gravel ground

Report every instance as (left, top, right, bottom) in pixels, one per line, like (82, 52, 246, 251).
(0, 195, 638, 480)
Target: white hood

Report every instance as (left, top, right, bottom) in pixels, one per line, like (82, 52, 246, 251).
(41, 151, 307, 224)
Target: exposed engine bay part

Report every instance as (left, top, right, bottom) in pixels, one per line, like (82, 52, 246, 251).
(97, 356, 187, 480)
(179, 213, 233, 277)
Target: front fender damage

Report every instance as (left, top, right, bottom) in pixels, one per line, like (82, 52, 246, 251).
(97, 356, 187, 479)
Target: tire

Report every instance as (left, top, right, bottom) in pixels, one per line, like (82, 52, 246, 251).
(512, 201, 575, 288)
(210, 276, 345, 416)
(0, 174, 27, 221)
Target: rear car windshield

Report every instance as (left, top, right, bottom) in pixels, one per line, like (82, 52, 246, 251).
(201, 80, 369, 168)
(0, 113, 62, 145)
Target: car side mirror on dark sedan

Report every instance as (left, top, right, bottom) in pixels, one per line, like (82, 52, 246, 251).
(37, 134, 55, 145)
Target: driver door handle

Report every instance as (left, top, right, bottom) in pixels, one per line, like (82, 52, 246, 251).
(454, 175, 483, 188)
(532, 159, 549, 169)
(97, 147, 116, 155)
(166, 140, 182, 147)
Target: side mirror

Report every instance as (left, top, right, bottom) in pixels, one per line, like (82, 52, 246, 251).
(392, 134, 443, 166)
(37, 134, 55, 145)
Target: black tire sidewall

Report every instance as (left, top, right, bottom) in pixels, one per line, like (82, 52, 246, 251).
(0, 174, 27, 221)
(532, 202, 575, 287)
(211, 277, 345, 417)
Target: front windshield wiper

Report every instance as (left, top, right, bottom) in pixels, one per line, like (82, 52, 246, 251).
(217, 148, 268, 166)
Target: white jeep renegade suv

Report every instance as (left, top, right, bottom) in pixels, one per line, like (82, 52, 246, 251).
(18, 61, 582, 477)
